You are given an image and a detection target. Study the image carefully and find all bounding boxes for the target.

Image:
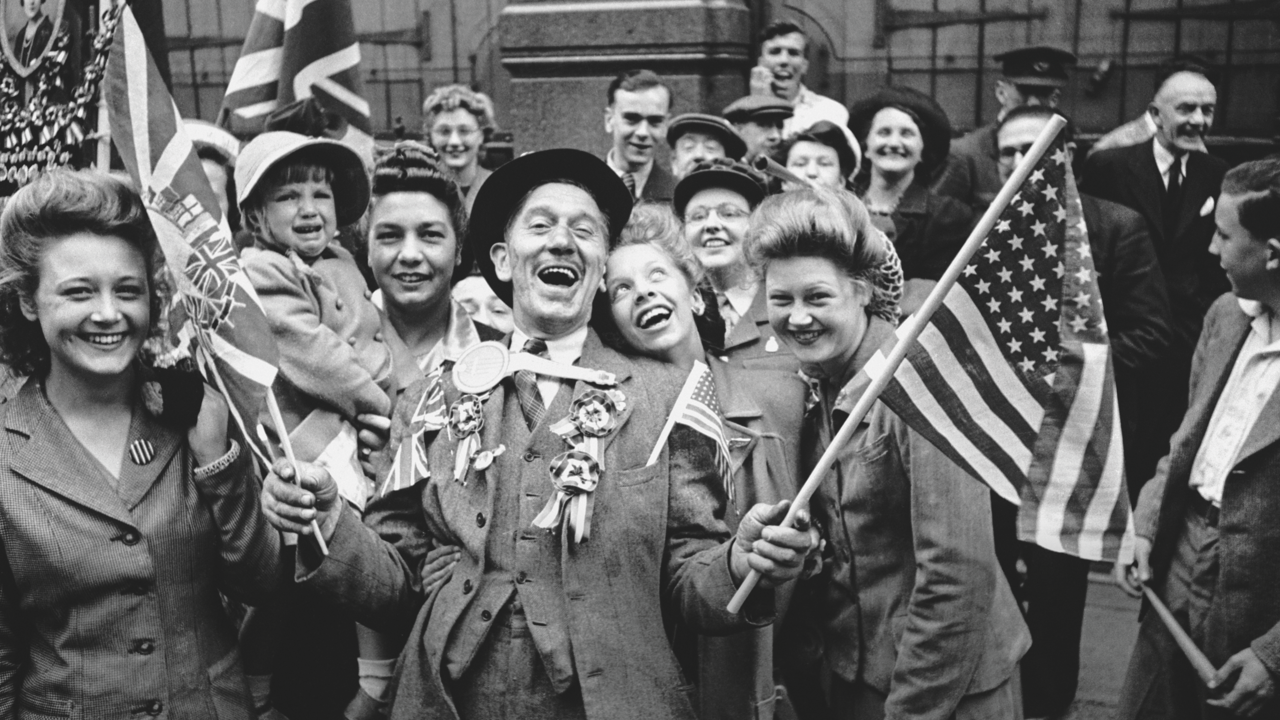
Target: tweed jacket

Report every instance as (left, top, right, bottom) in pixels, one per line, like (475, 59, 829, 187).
(796, 317, 1030, 720)
(721, 289, 799, 373)
(1135, 294, 1280, 673)
(682, 358, 807, 720)
(296, 328, 774, 720)
(1081, 142, 1229, 350)
(0, 380, 280, 719)
(931, 122, 1002, 213)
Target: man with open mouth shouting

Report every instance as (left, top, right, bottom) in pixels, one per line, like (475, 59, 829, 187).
(261, 148, 817, 720)
(749, 21, 849, 142)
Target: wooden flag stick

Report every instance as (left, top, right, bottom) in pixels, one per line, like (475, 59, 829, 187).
(726, 116, 1067, 614)
(264, 389, 329, 556)
(1143, 585, 1217, 686)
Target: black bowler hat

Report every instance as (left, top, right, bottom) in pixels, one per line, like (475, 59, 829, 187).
(994, 45, 1078, 88)
(666, 113, 748, 161)
(672, 158, 768, 218)
(469, 148, 632, 305)
(848, 86, 954, 180)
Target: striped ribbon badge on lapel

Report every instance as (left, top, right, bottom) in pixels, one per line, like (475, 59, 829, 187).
(129, 439, 156, 466)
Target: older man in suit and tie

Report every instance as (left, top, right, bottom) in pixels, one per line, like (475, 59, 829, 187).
(261, 148, 815, 720)
(1115, 156, 1280, 719)
(1081, 65, 1229, 495)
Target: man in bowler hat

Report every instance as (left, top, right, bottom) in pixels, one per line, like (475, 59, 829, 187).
(260, 148, 816, 720)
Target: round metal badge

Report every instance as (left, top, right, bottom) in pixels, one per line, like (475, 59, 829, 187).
(452, 341, 511, 394)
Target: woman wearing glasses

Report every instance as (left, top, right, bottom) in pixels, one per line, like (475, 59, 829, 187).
(421, 85, 495, 213)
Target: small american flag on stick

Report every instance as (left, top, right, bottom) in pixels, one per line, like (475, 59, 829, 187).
(647, 361, 735, 500)
(867, 133, 1133, 562)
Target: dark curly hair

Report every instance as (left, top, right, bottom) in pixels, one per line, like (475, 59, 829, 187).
(0, 170, 165, 378)
(371, 140, 471, 282)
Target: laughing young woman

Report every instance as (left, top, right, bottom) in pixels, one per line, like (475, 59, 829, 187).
(0, 170, 279, 718)
(602, 202, 809, 720)
(750, 187, 1030, 719)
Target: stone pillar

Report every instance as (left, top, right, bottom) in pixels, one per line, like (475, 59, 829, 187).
(499, 0, 752, 157)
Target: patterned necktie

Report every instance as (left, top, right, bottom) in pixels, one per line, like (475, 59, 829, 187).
(621, 172, 637, 200)
(514, 338, 549, 430)
(1163, 158, 1183, 240)
(718, 292, 741, 337)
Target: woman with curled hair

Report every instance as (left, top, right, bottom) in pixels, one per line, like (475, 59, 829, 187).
(0, 169, 279, 718)
(848, 87, 974, 315)
(602, 201, 810, 720)
(421, 85, 496, 212)
(782, 120, 862, 192)
(750, 186, 1030, 720)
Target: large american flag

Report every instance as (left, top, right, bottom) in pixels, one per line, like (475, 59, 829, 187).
(866, 135, 1133, 562)
(106, 5, 279, 462)
(218, 0, 371, 147)
(656, 361, 735, 500)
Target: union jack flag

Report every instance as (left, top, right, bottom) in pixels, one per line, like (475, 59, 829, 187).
(865, 132, 1133, 561)
(105, 5, 279, 462)
(218, 0, 371, 150)
(380, 365, 448, 497)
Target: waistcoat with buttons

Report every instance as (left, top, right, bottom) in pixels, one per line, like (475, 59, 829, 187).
(442, 377, 578, 691)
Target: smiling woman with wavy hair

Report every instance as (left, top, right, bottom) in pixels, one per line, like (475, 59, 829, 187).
(0, 168, 279, 719)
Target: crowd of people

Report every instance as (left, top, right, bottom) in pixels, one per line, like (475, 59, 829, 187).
(0, 16, 1275, 720)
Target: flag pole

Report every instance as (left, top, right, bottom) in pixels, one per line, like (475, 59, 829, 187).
(1142, 585, 1217, 686)
(264, 389, 330, 556)
(727, 115, 1067, 614)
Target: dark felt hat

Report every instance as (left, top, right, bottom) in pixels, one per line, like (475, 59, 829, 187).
(994, 45, 1078, 88)
(666, 113, 748, 161)
(722, 95, 794, 125)
(848, 86, 954, 179)
(672, 158, 768, 218)
(469, 149, 632, 305)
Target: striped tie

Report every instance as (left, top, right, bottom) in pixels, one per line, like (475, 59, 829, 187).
(514, 338, 549, 430)
(621, 171, 637, 199)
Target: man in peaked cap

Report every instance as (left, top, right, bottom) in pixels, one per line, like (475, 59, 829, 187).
(723, 95, 794, 162)
(666, 113, 747, 181)
(261, 148, 816, 720)
(933, 44, 1077, 212)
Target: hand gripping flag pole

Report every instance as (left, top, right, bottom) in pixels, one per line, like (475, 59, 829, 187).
(727, 116, 1068, 614)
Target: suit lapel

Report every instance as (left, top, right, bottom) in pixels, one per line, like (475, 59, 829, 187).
(1125, 144, 1165, 241)
(722, 289, 767, 352)
(114, 405, 182, 511)
(1181, 308, 1252, 462)
(5, 382, 134, 525)
(1174, 153, 1214, 239)
(563, 330, 635, 465)
(709, 358, 762, 475)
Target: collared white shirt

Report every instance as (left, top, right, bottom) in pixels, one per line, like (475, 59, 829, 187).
(782, 85, 850, 139)
(1152, 137, 1189, 190)
(1188, 300, 1280, 506)
(510, 325, 589, 406)
(722, 283, 758, 322)
(607, 148, 653, 198)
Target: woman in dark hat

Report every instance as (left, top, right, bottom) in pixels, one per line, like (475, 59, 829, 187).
(849, 87, 974, 314)
(782, 120, 862, 192)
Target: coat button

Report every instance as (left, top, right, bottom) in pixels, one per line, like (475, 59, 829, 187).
(480, 610, 493, 621)
(335, 299, 344, 310)
(131, 639, 156, 655)
(523, 451, 540, 462)
(120, 531, 141, 546)
(147, 700, 163, 715)
(475, 513, 486, 528)
(364, 289, 373, 299)
(348, 337, 357, 345)
(516, 571, 528, 584)
(462, 579, 473, 594)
